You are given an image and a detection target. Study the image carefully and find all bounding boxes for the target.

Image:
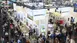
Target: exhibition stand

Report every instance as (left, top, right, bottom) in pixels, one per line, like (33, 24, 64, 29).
(13, 3, 49, 36)
(25, 7, 48, 36)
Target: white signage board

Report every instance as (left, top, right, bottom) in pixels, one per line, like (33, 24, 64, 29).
(56, 7, 71, 13)
(33, 9, 46, 20)
(33, 9, 46, 16)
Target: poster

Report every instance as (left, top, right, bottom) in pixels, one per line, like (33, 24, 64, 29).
(39, 19, 46, 35)
(27, 14, 33, 20)
(40, 24, 46, 35)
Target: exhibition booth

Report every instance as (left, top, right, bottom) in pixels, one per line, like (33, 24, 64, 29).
(13, 3, 76, 36)
(13, 3, 49, 36)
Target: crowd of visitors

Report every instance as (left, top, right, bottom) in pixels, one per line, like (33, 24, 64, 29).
(0, 7, 77, 43)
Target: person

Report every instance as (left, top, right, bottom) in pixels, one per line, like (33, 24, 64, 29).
(10, 28, 15, 38)
(66, 35, 70, 43)
(18, 30, 22, 36)
(34, 26, 39, 36)
(47, 8, 50, 11)
(75, 22, 77, 27)
(4, 32, 9, 43)
(49, 19, 53, 24)
(1, 37, 4, 43)
(10, 19, 13, 24)
(29, 30, 32, 38)
(55, 30, 61, 43)
(65, 18, 70, 31)
(61, 33, 66, 43)
(10, 23, 14, 29)
(55, 37, 59, 43)
(55, 7, 58, 12)
(70, 17, 75, 24)
(46, 38, 49, 43)
(60, 11, 61, 13)
(68, 26, 72, 39)
(29, 25, 33, 38)
(56, 20, 60, 26)
(59, 19, 64, 25)
(26, 40, 30, 43)
(75, 27, 77, 33)
(10, 39, 14, 43)
(50, 33, 55, 43)
(38, 34, 42, 43)
(17, 38, 21, 43)
(47, 31, 50, 38)
(42, 35, 46, 43)
(70, 38, 75, 43)
(21, 36, 26, 43)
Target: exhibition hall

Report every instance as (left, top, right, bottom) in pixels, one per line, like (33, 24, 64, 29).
(0, 0, 77, 43)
